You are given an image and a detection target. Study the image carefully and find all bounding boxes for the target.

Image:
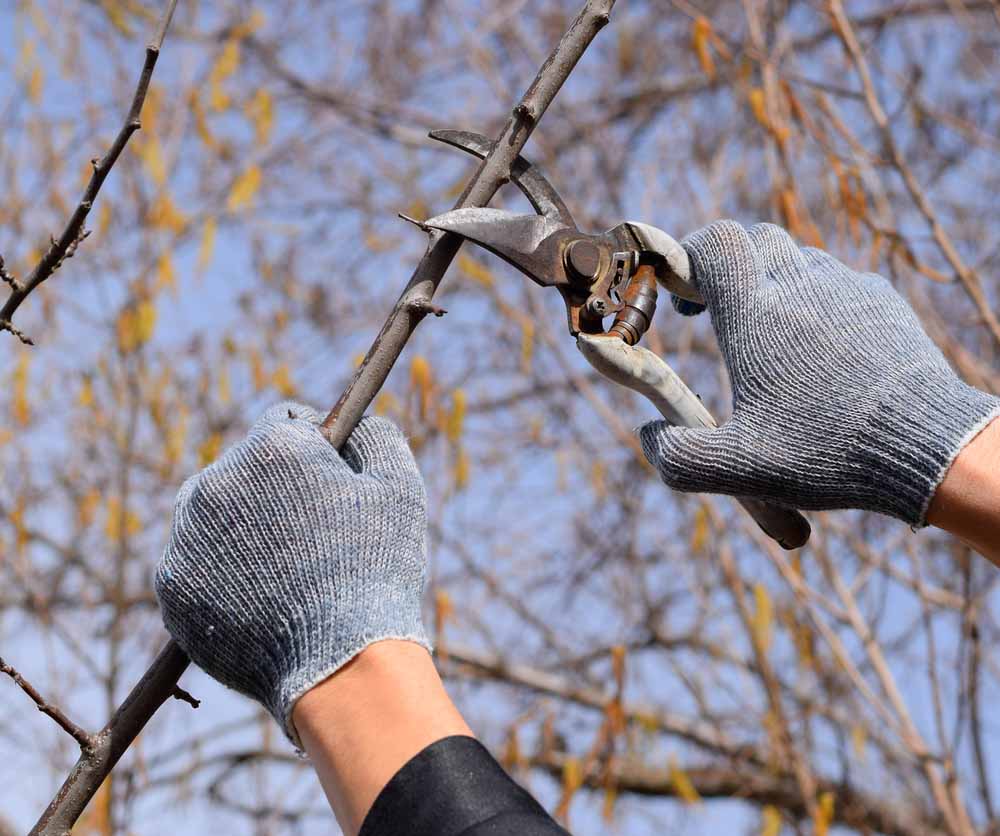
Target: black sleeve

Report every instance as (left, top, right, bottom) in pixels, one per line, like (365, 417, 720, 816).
(358, 735, 571, 836)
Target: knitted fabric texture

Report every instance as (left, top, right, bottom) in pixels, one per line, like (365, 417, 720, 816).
(641, 221, 1000, 526)
(156, 403, 430, 746)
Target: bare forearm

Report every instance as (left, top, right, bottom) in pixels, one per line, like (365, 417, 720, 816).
(927, 416, 1000, 564)
(293, 640, 473, 835)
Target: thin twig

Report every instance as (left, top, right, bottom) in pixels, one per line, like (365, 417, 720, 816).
(0, 0, 180, 341)
(0, 656, 93, 750)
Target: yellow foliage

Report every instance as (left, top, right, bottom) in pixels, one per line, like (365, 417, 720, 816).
(149, 193, 187, 234)
(75, 774, 113, 835)
(520, 320, 534, 373)
(558, 756, 583, 815)
(690, 505, 709, 552)
(457, 253, 494, 287)
(227, 164, 261, 211)
(198, 218, 217, 272)
(156, 253, 177, 293)
(28, 66, 44, 103)
(668, 757, 701, 804)
(611, 645, 626, 692)
(434, 588, 453, 636)
(116, 301, 157, 354)
(210, 39, 241, 111)
(814, 791, 835, 836)
(217, 367, 231, 405)
(590, 460, 606, 499)
(163, 407, 188, 470)
(10, 495, 28, 555)
(105, 497, 141, 543)
(748, 87, 769, 129)
(98, 202, 113, 237)
(375, 392, 399, 417)
(78, 376, 94, 408)
(760, 805, 782, 836)
(245, 88, 274, 144)
(198, 433, 223, 466)
(453, 446, 470, 491)
(272, 364, 296, 397)
(691, 17, 716, 80)
(752, 582, 773, 652)
(100, 0, 133, 35)
(445, 389, 466, 443)
(12, 353, 31, 426)
(249, 350, 267, 391)
(410, 356, 433, 420)
(851, 724, 867, 762)
(602, 785, 618, 822)
(77, 488, 101, 528)
(137, 135, 167, 186)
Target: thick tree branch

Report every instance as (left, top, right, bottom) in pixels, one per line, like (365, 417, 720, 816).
(0, 0, 179, 344)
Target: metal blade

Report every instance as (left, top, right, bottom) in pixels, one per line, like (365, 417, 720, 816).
(423, 207, 568, 287)
(429, 129, 576, 229)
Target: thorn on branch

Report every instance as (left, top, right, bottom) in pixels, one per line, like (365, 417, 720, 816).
(171, 685, 201, 709)
(407, 299, 447, 319)
(0, 256, 21, 292)
(1, 320, 35, 345)
(0, 655, 93, 749)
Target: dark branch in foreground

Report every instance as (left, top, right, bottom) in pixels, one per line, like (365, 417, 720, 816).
(32, 1, 615, 832)
(0, 0, 180, 344)
(0, 656, 93, 750)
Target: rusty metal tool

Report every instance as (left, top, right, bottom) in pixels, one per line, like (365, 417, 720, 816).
(420, 130, 811, 549)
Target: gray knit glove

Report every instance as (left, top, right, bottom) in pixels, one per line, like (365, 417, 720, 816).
(155, 402, 430, 745)
(641, 221, 1000, 526)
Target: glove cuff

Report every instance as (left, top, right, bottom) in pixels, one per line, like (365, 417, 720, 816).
(857, 380, 1000, 526)
(273, 591, 432, 748)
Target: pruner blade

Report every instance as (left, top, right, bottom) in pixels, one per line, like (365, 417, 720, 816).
(423, 207, 570, 288)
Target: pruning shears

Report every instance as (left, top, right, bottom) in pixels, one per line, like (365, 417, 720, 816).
(419, 130, 811, 550)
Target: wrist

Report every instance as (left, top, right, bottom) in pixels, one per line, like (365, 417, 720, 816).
(926, 414, 1000, 562)
(293, 640, 472, 836)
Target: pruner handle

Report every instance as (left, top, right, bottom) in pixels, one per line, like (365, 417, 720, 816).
(576, 334, 811, 550)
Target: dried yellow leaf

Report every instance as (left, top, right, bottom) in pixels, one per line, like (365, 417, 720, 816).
(272, 363, 296, 397)
(227, 164, 261, 211)
(457, 253, 494, 287)
(137, 136, 167, 186)
(760, 805, 782, 836)
(77, 488, 101, 528)
(245, 88, 274, 144)
(198, 217, 217, 272)
(28, 66, 44, 103)
(752, 582, 773, 652)
(10, 495, 28, 555)
(217, 367, 231, 406)
(691, 17, 716, 80)
(12, 353, 31, 426)
(445, 389, 466, 443)
(249, 350, 267, 391)
(149, 193, 187, 234)
(851, 724, 867, 762)
(375, 392, 399, 417)
(520, 320, 534, 373)
(410, 356, 433, 420)
(198, 433, 223, 466)
(690, 505, 709, 552)
(78, 376, 94, 408)
(748, 87, 769, 129)
(815, 791, 835, 836)
(156, 253, 177, 293)
(135, 299, 157, 344)
(453, 446, 470, 490)
(668, 756, 701, 805)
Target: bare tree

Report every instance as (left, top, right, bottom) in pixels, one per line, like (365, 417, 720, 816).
(0, 0, 997, 834)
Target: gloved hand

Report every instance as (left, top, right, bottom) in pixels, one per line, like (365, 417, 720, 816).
(641, 221, 1000, 526)
(155, 402, 430, 746)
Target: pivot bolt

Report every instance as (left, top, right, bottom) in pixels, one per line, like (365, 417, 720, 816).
(565, 239, 602, 280)
(587, 297, 608, 317)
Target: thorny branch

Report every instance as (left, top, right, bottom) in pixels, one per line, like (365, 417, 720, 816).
(29, 1, 616, 832)
(0, 0, 179, 346)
